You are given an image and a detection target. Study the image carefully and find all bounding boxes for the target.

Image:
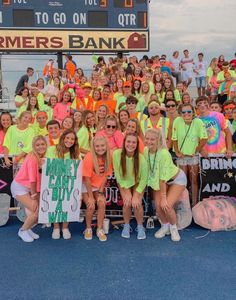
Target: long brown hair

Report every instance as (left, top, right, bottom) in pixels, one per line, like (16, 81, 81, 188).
(120, 133, 140, 182)
(56, 129, 80, 159)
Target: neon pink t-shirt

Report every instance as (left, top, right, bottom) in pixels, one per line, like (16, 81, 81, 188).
(0, 130, 5, 154)
(15, 154, 41, 192)
(96, 130, 124, 150)
(53, 102, 71, 123)
(199, 111, 227, 154)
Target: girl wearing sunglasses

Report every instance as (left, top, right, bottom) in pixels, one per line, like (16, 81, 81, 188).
(172, 104, 208, 206)
(96, 115, 124, 151)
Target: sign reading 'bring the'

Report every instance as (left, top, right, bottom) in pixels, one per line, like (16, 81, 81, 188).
(39, 158, 82, 224)
(199, 155, 236, 199)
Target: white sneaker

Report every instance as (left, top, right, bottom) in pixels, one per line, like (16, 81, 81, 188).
(170, 224, 181, 242)
(52, 228, 60, 240)
(154, 225, 170, 239)
(62, 228, 71, 240)
(28, 229, 40, 240)
(18, 229, 34, 242)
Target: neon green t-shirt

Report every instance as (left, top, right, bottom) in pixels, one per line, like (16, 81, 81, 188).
(3, 125, 34, 156)
(15, 95, 28, 117)
(112, 149, 148, 193)
(140, 117, 170, 137)
(144, 147, 179, 190)
(33, 123, 48, 136)
(46, 145, 71, 159)
(114, 92, 123, 102)
(77, 126, 96, 151)
(115, 95, 127, 113)
(172, 117, 208, 156)
(41, 104, 53, 121)
(217, 70, 236, 82)
(37, 92, 45, 110)
(207, 67, 213, 80)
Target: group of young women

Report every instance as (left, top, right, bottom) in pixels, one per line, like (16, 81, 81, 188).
(1, 53, 234, 244)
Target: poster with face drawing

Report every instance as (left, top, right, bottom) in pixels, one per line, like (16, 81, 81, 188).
(38, 158, 82, 224)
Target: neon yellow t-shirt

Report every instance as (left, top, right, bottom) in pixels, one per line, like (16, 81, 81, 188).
(172, 117, 208, 156)
(112, 149, 148, 193)
(3, 125, 34, 156)
(140, 117, 170, 137)
(144, 147, 179, 190)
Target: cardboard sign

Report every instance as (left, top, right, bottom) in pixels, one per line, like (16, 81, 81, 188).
(38, 158, 82, 224)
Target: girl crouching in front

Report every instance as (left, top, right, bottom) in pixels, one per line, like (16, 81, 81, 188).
(11, 136, 47, 242)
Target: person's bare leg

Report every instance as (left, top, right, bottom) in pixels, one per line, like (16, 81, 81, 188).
(15, 194, 38, 230)
(189, 164, 199, 207)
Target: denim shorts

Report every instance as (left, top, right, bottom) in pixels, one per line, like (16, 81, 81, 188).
(176, 155, 199, 166)
(196, 76, 206, 88)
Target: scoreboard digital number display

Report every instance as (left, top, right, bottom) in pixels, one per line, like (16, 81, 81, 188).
(0, 0, 148, 29)
(0, 0, 149, 52)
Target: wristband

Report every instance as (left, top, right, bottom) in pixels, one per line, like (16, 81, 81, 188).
(98, 191, 104, 195)
(31, 193, 38, 198)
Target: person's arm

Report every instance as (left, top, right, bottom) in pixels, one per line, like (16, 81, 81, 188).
(172, 140, 183, 158)
(159, 180, 169, 212)
(135, 155, 148, 194)
(195, 138, 208, 153)
(3, 146, 12, 167)
(224, 127, 233, 158)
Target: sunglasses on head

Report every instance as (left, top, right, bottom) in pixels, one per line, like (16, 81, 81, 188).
(106, 125, 116, 129)
(166, 104, 176, 108)
(182, 110, 192, 114)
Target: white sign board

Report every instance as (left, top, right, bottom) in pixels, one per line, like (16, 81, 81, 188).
(38, 158, 82, 224)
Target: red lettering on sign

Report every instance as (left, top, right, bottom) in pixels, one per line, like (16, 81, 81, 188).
(51, 37, 63, 48)
(22, 37, 34, 48)
(36, 37, 49, 48)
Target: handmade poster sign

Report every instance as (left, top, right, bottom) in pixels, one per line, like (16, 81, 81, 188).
(199, 155, 236, 199)
(38, 158, 82, 224)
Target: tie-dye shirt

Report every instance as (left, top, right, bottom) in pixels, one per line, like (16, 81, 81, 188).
(199, 111, 227, 154)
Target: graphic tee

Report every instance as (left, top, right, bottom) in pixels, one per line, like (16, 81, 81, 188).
(199, 111, 227, 154)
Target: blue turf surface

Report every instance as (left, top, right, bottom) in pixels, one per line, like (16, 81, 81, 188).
(0, 218, 236, 300)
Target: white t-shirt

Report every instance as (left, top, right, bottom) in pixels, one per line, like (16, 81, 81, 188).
(170, 57, 180, 72)
(180, 57, 195, 72)
(194, 60, 207, 77)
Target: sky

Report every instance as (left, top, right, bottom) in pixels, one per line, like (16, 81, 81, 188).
(0, 0, 235, 100)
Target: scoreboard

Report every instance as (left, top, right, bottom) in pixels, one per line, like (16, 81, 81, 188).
(0, 0, 149, 52)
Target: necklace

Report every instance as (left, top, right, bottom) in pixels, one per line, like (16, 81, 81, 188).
(148, 150, 157, 176)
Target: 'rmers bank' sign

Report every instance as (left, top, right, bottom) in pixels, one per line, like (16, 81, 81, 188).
(0, 30, 149, 52)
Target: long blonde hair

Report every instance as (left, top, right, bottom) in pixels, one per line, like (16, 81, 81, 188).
(31, 135, 47, 168)
(91, 136, 111, 175)
(145, 128, 167, 151)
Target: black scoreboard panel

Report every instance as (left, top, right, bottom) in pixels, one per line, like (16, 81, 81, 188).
(0, 0, 149, 29)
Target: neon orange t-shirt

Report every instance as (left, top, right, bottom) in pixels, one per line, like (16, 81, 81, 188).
(82, 152, 112, 188)
(94, 100, 116, 114)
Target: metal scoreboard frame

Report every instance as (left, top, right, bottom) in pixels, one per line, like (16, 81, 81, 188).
(0, 0, 150, 52)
